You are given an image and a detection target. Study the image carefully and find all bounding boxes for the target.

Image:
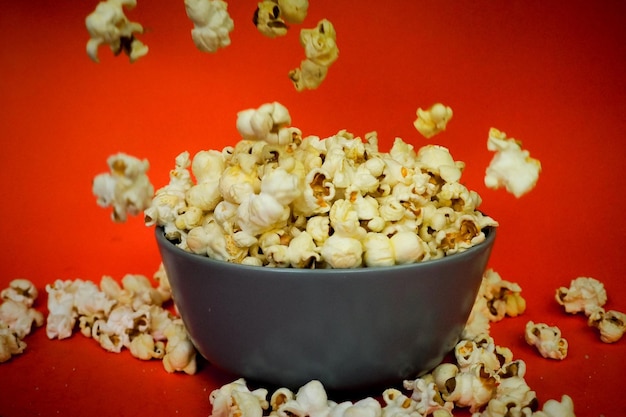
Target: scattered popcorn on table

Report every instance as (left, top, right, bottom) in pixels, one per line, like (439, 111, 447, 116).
(289, 19, 339, 91)
(413, 103, 453, 139)
(184, 0, 234, 53)
(93, 152, 155, 223)
(555, 276, 607, 316)
(524, 321, 568, 360)
(462, 269, 526, 340)
(0, 279, 44, 363)
(587, 308, 626, 343)
(85, 0, 148, 63)
(149, 102, 498, 268)
(44, 266, 198, 374)
(484, 128, 541, 198)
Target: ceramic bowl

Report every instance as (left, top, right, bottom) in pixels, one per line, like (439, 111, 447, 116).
(155, 226, 496, 391)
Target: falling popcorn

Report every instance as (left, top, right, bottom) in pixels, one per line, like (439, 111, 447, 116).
(413, 103, 453, 139)
(289, 19, 339, 91)
(484, 128, 541, 198)
(184, 0, 234, 53)
(92, 153, 155, 223)
(85, 0, 148, 63)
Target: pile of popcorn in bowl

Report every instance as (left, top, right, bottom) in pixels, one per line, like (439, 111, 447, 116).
(4, 1, 626, 417)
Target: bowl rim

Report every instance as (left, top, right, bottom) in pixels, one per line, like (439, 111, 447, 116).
(155, 225, 496, 275)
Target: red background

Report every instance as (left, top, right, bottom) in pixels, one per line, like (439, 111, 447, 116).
(1, 0, 625, 415)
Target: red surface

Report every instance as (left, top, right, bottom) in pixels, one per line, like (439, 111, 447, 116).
(1, 1, 625, 415)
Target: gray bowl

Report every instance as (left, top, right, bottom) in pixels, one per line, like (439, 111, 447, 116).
(156, 226, 496, 391)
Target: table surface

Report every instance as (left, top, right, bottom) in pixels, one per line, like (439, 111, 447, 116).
(1, 1, 625, 416)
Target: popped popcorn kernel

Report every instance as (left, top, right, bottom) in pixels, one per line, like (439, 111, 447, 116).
(85, 0, 148, 63)
(0, 279, 44, 363)
(289, 19, 339, 91)
(413, 103, 453, 139)
(44, 266, 198, 374)
(555, 276, 607, 316)
(524, 321, 568, 360)
(484, 128, 541, 198)
(184, 0, 234, 53)
(93, 153, 154, 223)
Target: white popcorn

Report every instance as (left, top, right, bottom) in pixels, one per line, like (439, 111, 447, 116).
(278, 0, 309, 24)
(237, 102, 292, 144)
(320, 235, 363, 268)
(484, 128, 541, 198)
(454, 335, 502, 374)
(289, 59, 328, 92)
(145, 152, 194, 241)
(413, 103, 453, 139)
(184, 0, 234, 53)
(480, 361, 537, 417)
(129, 333, 165, 360)
(524, 321, 568, 360)
(210, 378, 269, 417)
(162, 322, 197, 374)
(443, 364, 498, 413)
(254, 0, 289, 38)
(480, 269, 526, 322)
(0, 323, 27, 363)
(533, 395, 575, 417)
(300, 19, 338, 67)
(587, 308, 626, 343)
(1, 279, 38, 308)
(555, 276, 607, 316)
(416, 145, 464, 184)
(0, 299, 44, 340)
(400, 378, 450, 416)
(85, 0, 148, 63)
(46, 279, 81, 340)
(290, 19, 339, 91)
(0, 279, 44, 362)
(363, 233, 395, 267)
(276, 380, 332, 417)
(93, 153, 154, 223)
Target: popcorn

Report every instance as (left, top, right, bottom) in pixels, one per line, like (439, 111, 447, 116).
(150, 102, 498, 268)
(278, 0, 309, 25)
(85, 0, 148, 63)
(0, 299, 44, 340)
(555, 276, 607, 316)
(0, 279, 44, 362)
(45, 268, 198, 374)
(484, 128, 541, 198)
(533, 395, 575, 417)
(254, 0, 289, 38)
(184, 0, 234, 53)
(289, 19, 339, 91)
(144, 151, 193, 241)
(587, 308, 626, 343)
(442, 364, 498, 413)
(93, 152, 155, 223)
(524, 321, 568, 360)
(162, 322, 197, 374)
(1, 278, 38, 308)
(0, 323, 26, 363)
(413, 103, 453, 139)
